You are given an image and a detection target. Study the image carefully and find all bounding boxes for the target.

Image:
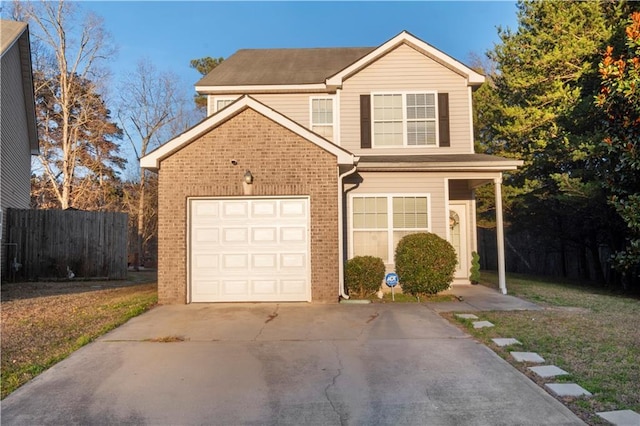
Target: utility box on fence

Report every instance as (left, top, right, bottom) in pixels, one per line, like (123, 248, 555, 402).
(4, 208, 128, 281)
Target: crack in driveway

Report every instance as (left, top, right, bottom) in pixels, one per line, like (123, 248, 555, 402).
(324, 341, 348, 426)
(254, 305, 280, 340)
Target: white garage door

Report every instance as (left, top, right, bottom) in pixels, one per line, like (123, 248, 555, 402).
(189, 197, 310, 302)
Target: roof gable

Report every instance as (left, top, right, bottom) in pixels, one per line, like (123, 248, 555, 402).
(141, 96, 357, 171)
(326, 31, 484, 88)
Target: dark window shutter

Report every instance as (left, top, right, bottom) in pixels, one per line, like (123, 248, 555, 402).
(360, 95, 371, 149)
(438, 93, 450, 147)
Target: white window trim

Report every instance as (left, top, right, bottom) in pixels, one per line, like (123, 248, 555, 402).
(348, 193, 432, 264)
(371, 91, 439, 149)
(309, 95, 336, 141)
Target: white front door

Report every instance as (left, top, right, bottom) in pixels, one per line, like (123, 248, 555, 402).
(448, 203, 469, 280)
(189, 197, 311, 302)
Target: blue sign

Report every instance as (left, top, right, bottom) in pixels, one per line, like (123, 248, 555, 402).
(385, 272, 399, 287)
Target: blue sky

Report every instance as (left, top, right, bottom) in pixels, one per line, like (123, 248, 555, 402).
(84, 1, 519, 92)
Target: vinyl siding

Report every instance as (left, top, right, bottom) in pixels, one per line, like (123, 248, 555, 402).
(340, 43, 474, 155)
(208, 93, 316, 128)
(252, 93, 312, 127)
(1, 42, 33, 274)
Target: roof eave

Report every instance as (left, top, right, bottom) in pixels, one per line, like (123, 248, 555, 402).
(195, 83, 330, 95)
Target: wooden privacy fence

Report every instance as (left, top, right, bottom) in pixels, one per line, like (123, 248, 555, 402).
(5, 208, 128, 281)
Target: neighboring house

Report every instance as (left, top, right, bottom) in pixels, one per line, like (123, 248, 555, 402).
(1, 20, 38, 278)
(141, 31, 522, 304)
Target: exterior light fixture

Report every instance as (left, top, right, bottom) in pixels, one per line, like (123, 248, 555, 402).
(244, 170, 254, 184)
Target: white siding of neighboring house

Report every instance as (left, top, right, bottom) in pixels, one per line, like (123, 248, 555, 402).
(339, 43, 474, 155)
(1, 38, 33, 274)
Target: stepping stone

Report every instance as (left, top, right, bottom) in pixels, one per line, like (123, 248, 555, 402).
(492, 338, 521, 347)
(597, 409, 640, 426)
(528, 365, 569, 378)
(455, 313, 479, 319)
(472, 320, 494, 329)
(511, 352, 545, 363)
(545, 383, 592, 397)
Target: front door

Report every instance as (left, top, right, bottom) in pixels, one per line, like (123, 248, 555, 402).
(448, 203, 469, 280)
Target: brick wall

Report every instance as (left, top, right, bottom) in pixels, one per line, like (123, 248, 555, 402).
(157, 108, 339, 303)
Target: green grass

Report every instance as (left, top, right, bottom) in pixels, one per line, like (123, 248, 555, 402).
(1, 281, 157, 399)
(444, 272, 640, 425)
(369, 291, 458, 303)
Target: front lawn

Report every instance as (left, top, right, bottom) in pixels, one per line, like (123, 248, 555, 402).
(1, 273, 157, 399)
(445, 272, 640, 425)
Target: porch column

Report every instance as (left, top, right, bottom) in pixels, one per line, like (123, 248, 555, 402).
(494, 176, 507, 294)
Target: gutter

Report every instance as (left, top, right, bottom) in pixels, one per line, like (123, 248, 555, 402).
(337, 161, 359, 300)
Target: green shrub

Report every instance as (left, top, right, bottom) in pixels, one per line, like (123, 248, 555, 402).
(470, 251, 481, 284)
(345, 256, 385, 298)
(395, 232, 457, 295)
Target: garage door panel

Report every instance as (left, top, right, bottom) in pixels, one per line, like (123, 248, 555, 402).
(252, 253, 277, 269)
(192, 280, 220, 297)
(281, 253, 306, 269)
(223, 253, 248, 269)
(193, 202, 220, 220)
(190, 198, 310, 302)
(193, 253, 219, 269)
(222, 280, 249, 295)
(281, 279, 307, 294)
(280, 227, 306, 243)
(252, 200, 277, 217)
(252, 227, 277, 243)
(281, 199, 306, 217)
(193, 228, 219, 245)
(253, 280, 277, 294)
(223, 228, 248, 243)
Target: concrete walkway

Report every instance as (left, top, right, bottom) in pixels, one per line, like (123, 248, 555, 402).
(429, 284, 542, 312)
(1, 297, 584, 425)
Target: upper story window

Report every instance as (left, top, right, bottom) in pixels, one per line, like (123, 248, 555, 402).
(215, 98, 235, 112)
(310, 97, 334, 141)
(372, 92, 437, 147)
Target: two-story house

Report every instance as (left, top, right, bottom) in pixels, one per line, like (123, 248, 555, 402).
(141, 31, 521, 304)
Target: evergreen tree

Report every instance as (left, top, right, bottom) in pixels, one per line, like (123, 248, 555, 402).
(596, 11, 640, 281)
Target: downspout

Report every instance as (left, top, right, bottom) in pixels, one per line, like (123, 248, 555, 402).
(338, 161, 359, 300)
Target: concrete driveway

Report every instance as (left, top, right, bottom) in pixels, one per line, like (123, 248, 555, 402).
(1, 301, 583, 425)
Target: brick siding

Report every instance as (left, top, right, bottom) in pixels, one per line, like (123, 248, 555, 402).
(157, 108, 339, 303)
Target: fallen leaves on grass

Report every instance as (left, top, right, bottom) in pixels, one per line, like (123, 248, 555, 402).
(1, 276, 157, 399)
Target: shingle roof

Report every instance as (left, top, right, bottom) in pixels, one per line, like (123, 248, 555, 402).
(196, 47, 375, 87)
(0, 19, 27, 55)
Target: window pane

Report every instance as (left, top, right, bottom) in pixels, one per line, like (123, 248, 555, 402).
(217, 99, 234, 110)
(353, 213, 365, 228)
(392, 197, 429, 229)
(312, 125, 333, 140)
(393, 212, 404, 228)
(353, 198, 364, 213)
(312, 99, 333, 125)
(353, 231, 389, 261)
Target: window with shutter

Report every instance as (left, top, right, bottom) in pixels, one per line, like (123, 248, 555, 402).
(360, 92, 449, 148)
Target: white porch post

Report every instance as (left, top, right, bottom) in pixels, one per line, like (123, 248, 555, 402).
(494, 176, 507, 294)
